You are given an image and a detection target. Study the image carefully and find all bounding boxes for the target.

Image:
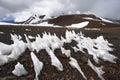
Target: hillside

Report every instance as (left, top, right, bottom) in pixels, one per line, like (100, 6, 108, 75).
(0, 14, 120, 80)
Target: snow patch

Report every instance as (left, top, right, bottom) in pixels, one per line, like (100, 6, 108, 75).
(100, 17, 113, 23)
(69, 57, 87, 80)
(12, 62, 28, 77)
(0, 31, 4, 34)
(45, 47, 63, 71)
(88, 60, 105, 80)
(61, 47, 71, 57)
(28, 35, 35, 39)
(85, 28, 100, 31)
(66, 21, 89, 28)
(30, 52, 43, 80)
(25, 29, 31, 31)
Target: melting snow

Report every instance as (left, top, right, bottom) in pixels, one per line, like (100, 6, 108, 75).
(12, 62, 28, 77)
(30, 52, 43, 80)
(45, 47, 63, 71)
(100, 17, 113, 23)
(83, 17, 95, 20)
(8, 34, 27, 61)
(0, 30, 117, 79)
(66, 21, 89, 28)
(0, 52, 9, 66)
(69, 57, 87, 80)
(88, 60, 105, 80)
(61, 47, 71, 57)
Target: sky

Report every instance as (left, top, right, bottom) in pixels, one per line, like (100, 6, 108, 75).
(0, 0, 120, 22)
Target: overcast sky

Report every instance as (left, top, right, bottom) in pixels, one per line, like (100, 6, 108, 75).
(0, 0, 120, 21)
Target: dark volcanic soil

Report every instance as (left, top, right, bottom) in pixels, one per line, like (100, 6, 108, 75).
(0, 25, 120, 80)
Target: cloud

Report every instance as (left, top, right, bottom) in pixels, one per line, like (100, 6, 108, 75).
(0, 0, 120, 20)
(91, 0, 120, 20)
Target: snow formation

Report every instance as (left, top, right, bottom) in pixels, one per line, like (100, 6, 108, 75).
(0, 30, 117, 79)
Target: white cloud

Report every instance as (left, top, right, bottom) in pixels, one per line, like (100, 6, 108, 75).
(0, 0, 120, 20)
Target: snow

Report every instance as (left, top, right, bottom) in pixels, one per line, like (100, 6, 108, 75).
(0, 31, 117, 65)
(33, 22, 62, 27)
(25, 29, 31, 31)
(45, 47, 63, 71)
(35, 22, 53, 26)
(8, 34, 27, 61)
(28, 35, 35, 39)
(66, 21, 89, 28)
(0, 53, 9, 66)
(0, 31, 4, 34)
(66, 31, 117, 63)
(0, 42, 13, 55)
(0, 34, 27, 65)
(31, 32, 63, 53)
(0, 30, 118, 78)
(88, 60, 105, 80)
(83, 17, 95, 20)
(0, 42, 12, 66)
(12, 62, 28, 77)
(69, 57, 87, 80)
(85, 28, 100, 31)
(61, 47, 71, 57)
(24, 34, 33, 51)
(72, 46, 79, 52)
(100, 17, 113, 23)
(30, 52, 43, 80)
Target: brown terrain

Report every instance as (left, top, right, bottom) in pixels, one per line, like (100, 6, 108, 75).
(0, 14, 120, 80)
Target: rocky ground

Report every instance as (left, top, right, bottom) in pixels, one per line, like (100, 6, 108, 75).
(0, 25, 120, 80)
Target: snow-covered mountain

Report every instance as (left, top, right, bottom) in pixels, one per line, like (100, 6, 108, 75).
(13, 13, 120, 28)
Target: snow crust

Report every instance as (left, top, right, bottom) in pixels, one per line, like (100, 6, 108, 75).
(12, 62, 28, 77)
